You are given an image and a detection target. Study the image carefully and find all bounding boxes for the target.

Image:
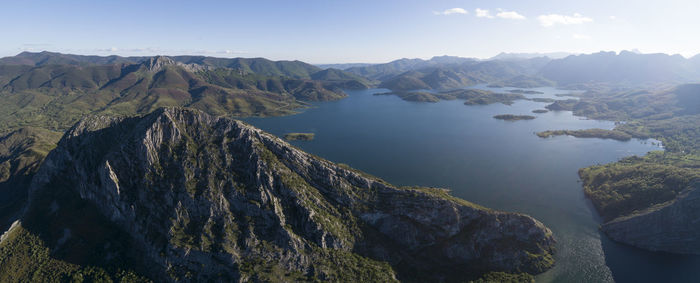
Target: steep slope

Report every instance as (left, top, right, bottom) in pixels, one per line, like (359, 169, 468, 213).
(19, 108, 556, 282)
(0, 128, 61, 232)
(601, 180, 700, 254)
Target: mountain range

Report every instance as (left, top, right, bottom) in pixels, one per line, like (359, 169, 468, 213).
(0, 51, 699, 281)
(342, 51, 700, 91)
(488, 52, 574, 60)
(0, 52, 374, 133)
(1, 50, 699, 138)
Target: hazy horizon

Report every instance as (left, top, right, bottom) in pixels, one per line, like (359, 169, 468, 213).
(4, 49, 696, 65)
(3, 0, 699, 64)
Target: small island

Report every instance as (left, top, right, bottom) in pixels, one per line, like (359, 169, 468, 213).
(493, 114, 536, 121)
(283, 132, 315, 141)
(375, 91, 440, 102)
(545, 99, 578, 111)
(536, 129, 632, 141)
(532, 109, 549, 114)
(377, 89, 527, 105)
(529, 98, 556, 103)
(509, 89, 545, 94)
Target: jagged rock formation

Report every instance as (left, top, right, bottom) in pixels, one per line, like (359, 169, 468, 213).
(603, 180, 700, 254)
(142, 56, 211, 73)
(142, 56, 178, 72)
(27, 107, 555, 282)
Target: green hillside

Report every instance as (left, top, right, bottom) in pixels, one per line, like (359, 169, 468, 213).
(538, 84, 700, 225)
(0, 53, 366, 133)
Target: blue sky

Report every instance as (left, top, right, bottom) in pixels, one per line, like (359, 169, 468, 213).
(2, 0, 698, 63)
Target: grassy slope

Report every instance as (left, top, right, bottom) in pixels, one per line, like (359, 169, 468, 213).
(0, 128, 62, 232)
(579, 153, 700, 221)
(0, 224, 150, 283)
(0, 53, 362, 133)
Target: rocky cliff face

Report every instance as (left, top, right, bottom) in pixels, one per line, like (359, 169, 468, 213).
(142, 55, 211, 73)
(27, 107, 555, 282)
(603, 179, 700, 254)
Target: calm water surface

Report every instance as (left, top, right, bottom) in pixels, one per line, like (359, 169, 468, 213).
(244, 86, 700, 283)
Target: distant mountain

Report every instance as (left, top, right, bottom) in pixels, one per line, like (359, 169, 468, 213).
(539, 51, 700, 85)
(345, 56, 477, 81)
(170, 56, 322, 79)
(353, 51, 700, 92)
(427, 55, 477, 65)
(0, 52, 369, 132)
(3, 107, 555, 282)
(0, 51, 324, 79)
(346, 58, 434, 81)
(378, 58, 552, 91)
(316, 63, 374, 70)
(489, 52, 573, 60)
(310, 68, 376, 89)
(0, 51, 141, 66)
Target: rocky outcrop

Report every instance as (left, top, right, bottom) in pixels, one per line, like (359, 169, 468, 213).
(142, 55, 178, 72)
(142, 55, 211, 73)
(603, 179, 700, 254)
(27, 107, 555, 282)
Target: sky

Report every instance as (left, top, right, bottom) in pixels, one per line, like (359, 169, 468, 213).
(1, 0, 699, 63)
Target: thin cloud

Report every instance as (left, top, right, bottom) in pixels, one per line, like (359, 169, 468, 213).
(95, 47, 119, 52)
(475, 8, 494, 18)
(496, 10, 526, 20)
(22, 43, 52, 47)
(434, 8, 468, 16)
(538, 13, 593, 27)
(572, 34, 592, 40)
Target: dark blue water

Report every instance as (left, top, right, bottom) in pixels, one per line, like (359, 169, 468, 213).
(243, 87, 700, 282)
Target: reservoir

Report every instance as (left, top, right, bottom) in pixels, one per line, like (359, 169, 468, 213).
(244, 87, 699, 282)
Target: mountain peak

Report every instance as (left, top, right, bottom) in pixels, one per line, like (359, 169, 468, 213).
(142, 55, 177, 72)
(27, 107, 556, 282)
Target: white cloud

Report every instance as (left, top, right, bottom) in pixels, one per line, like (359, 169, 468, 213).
(434, 8, 468, 16)
(475, 8, 494, 18)
(496, 10, 526, 20)
(609, 15, 617, 20)
(572, 34, 591, 40)
(537, 13, 593, 27)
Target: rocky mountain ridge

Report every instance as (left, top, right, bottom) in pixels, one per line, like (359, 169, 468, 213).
(22, 107, 556, 282)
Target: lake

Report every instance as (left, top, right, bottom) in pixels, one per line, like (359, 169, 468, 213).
(243, 86, 700, 282)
